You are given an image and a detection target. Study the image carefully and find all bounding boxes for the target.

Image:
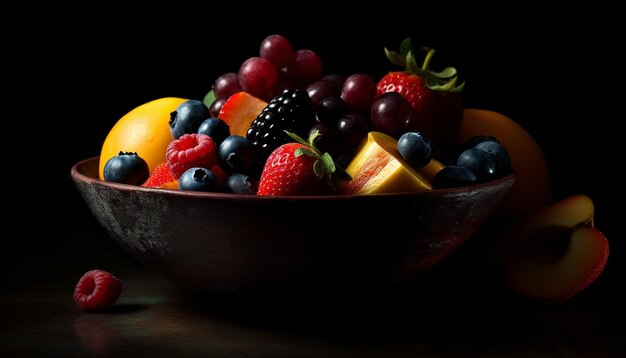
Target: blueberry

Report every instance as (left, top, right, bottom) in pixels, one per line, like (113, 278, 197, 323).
(103, 152, 149, 185)
(218, 135, 257, 175)
(464, 135, 500, 148)
(433, 166, 478, 189)
(474, 141, 511, 175)
(198, 117, 230, 145)
(397, 132, 432, 168)
(178, 167, 216, 192)
(457, 147, 498, 182)
(169, 100, 210, 139)
(225, 173, 258, 195)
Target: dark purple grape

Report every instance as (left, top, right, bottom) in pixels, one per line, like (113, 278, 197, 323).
(316, 96, 347, 123)
(259, 34, 294, 70)
(209, 97, 228, 118)
(213, 72, 242, 99)
(321, 74, 347, 88)
(341, 73, 376, 113)
(370, 92, 412, 138)
(397, 132, 432, 168)
(337, 113, 369, 150)
(306, 80, 342, 108)
(433, 166, 478, 189)
(286, 49, 323, 85)
(309, 122, 339, 156)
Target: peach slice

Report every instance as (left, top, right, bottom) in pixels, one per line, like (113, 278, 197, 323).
(339, 131, 444, 195)
(504, 227, 608, 303)
(489, 195, 609, 303)
(218, 92, 268, 137)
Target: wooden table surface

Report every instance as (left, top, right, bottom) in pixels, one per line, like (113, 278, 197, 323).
(1, 217, 622, 357)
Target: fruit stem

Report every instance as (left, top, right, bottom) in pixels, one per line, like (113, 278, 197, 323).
(421, 48, 435, 71)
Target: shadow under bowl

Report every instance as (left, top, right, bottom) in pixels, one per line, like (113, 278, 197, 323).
(71, 157, 515, 296)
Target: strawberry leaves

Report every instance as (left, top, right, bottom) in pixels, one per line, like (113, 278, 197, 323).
(384, 38, 465, 93)
(287, 130, 351, 185)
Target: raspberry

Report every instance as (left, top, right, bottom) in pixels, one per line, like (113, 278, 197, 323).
(73, 269, 123, 311)
(141, 161, 175, 188)
(166, 133, 218, 179)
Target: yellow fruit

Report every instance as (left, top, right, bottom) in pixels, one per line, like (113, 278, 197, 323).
(450, 109, 552, 218)
(99, 97, 187, 180)
(340, 131, 444, 195)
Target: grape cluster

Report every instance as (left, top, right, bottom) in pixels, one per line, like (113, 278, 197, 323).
(210, 34, 421, 164)
(210, 35, 324, 115)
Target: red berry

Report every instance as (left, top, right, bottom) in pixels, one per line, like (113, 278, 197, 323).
(285, 49, 323, 85)
(259, 34, 295, 70)
(73, 269, 123, 311)
(166, 133, 218, 179)
(142, 161, 175, 188)
(238, 57, 277, 101)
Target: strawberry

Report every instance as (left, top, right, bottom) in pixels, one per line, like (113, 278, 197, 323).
(376, 38, 464, 142)
(257, 131, 351, 196)
(142, 161, 175, 188)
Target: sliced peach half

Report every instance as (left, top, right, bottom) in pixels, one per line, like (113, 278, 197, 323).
(488, 194, 609, 303)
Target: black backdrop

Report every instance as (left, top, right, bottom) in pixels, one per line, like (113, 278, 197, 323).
(23, 2, 619, 266)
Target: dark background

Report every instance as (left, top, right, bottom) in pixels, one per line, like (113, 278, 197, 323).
(5, 0, 617, 285)
(35, 2, 618, 248)
(4, 1, 623, 355)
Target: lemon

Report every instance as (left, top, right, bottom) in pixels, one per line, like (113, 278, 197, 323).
(99, 97, 187, 180)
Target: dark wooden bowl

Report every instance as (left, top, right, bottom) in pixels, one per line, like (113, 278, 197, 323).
(71, 157, 515, 295)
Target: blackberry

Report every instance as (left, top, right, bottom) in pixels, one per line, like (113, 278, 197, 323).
(246, 88, 316, 163)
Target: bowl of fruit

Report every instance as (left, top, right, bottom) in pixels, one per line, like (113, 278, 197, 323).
(72, 35, 524, 296)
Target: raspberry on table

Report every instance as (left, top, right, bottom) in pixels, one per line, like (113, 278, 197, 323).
(73, 269, 123, 311)
(166, 133, 218, 179)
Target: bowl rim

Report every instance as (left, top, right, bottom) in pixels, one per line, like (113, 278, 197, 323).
(71, 156, 516, 202)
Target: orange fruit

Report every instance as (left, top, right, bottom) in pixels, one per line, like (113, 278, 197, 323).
(450, 108, 552, 218)
(99, 97, 187, 180)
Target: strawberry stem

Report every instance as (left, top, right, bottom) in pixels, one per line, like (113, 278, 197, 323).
(421, 48, 435, 71)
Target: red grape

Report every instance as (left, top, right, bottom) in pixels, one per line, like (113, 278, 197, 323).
(213, 72, 242, 99)
(337, 113, 369, 150)
(286, 49, 323, 85)
(341, 73, 376, 113)
(238, 57, 277, 101)
(370, 92, 412, 137)
(260, 34, 295, 70)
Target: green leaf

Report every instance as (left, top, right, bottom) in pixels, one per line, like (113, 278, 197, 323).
(429, 67, 457, 79)
(385, 48, 407, 67)
(400, 38, 412, 57)
(406, 51, 426, 76)
(320, 152, 336, 173)
(285, 131, 310, 146)
(313, 159, 326, 177)
(202, 90, 216, 108)
(294, 147, 318, 158)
